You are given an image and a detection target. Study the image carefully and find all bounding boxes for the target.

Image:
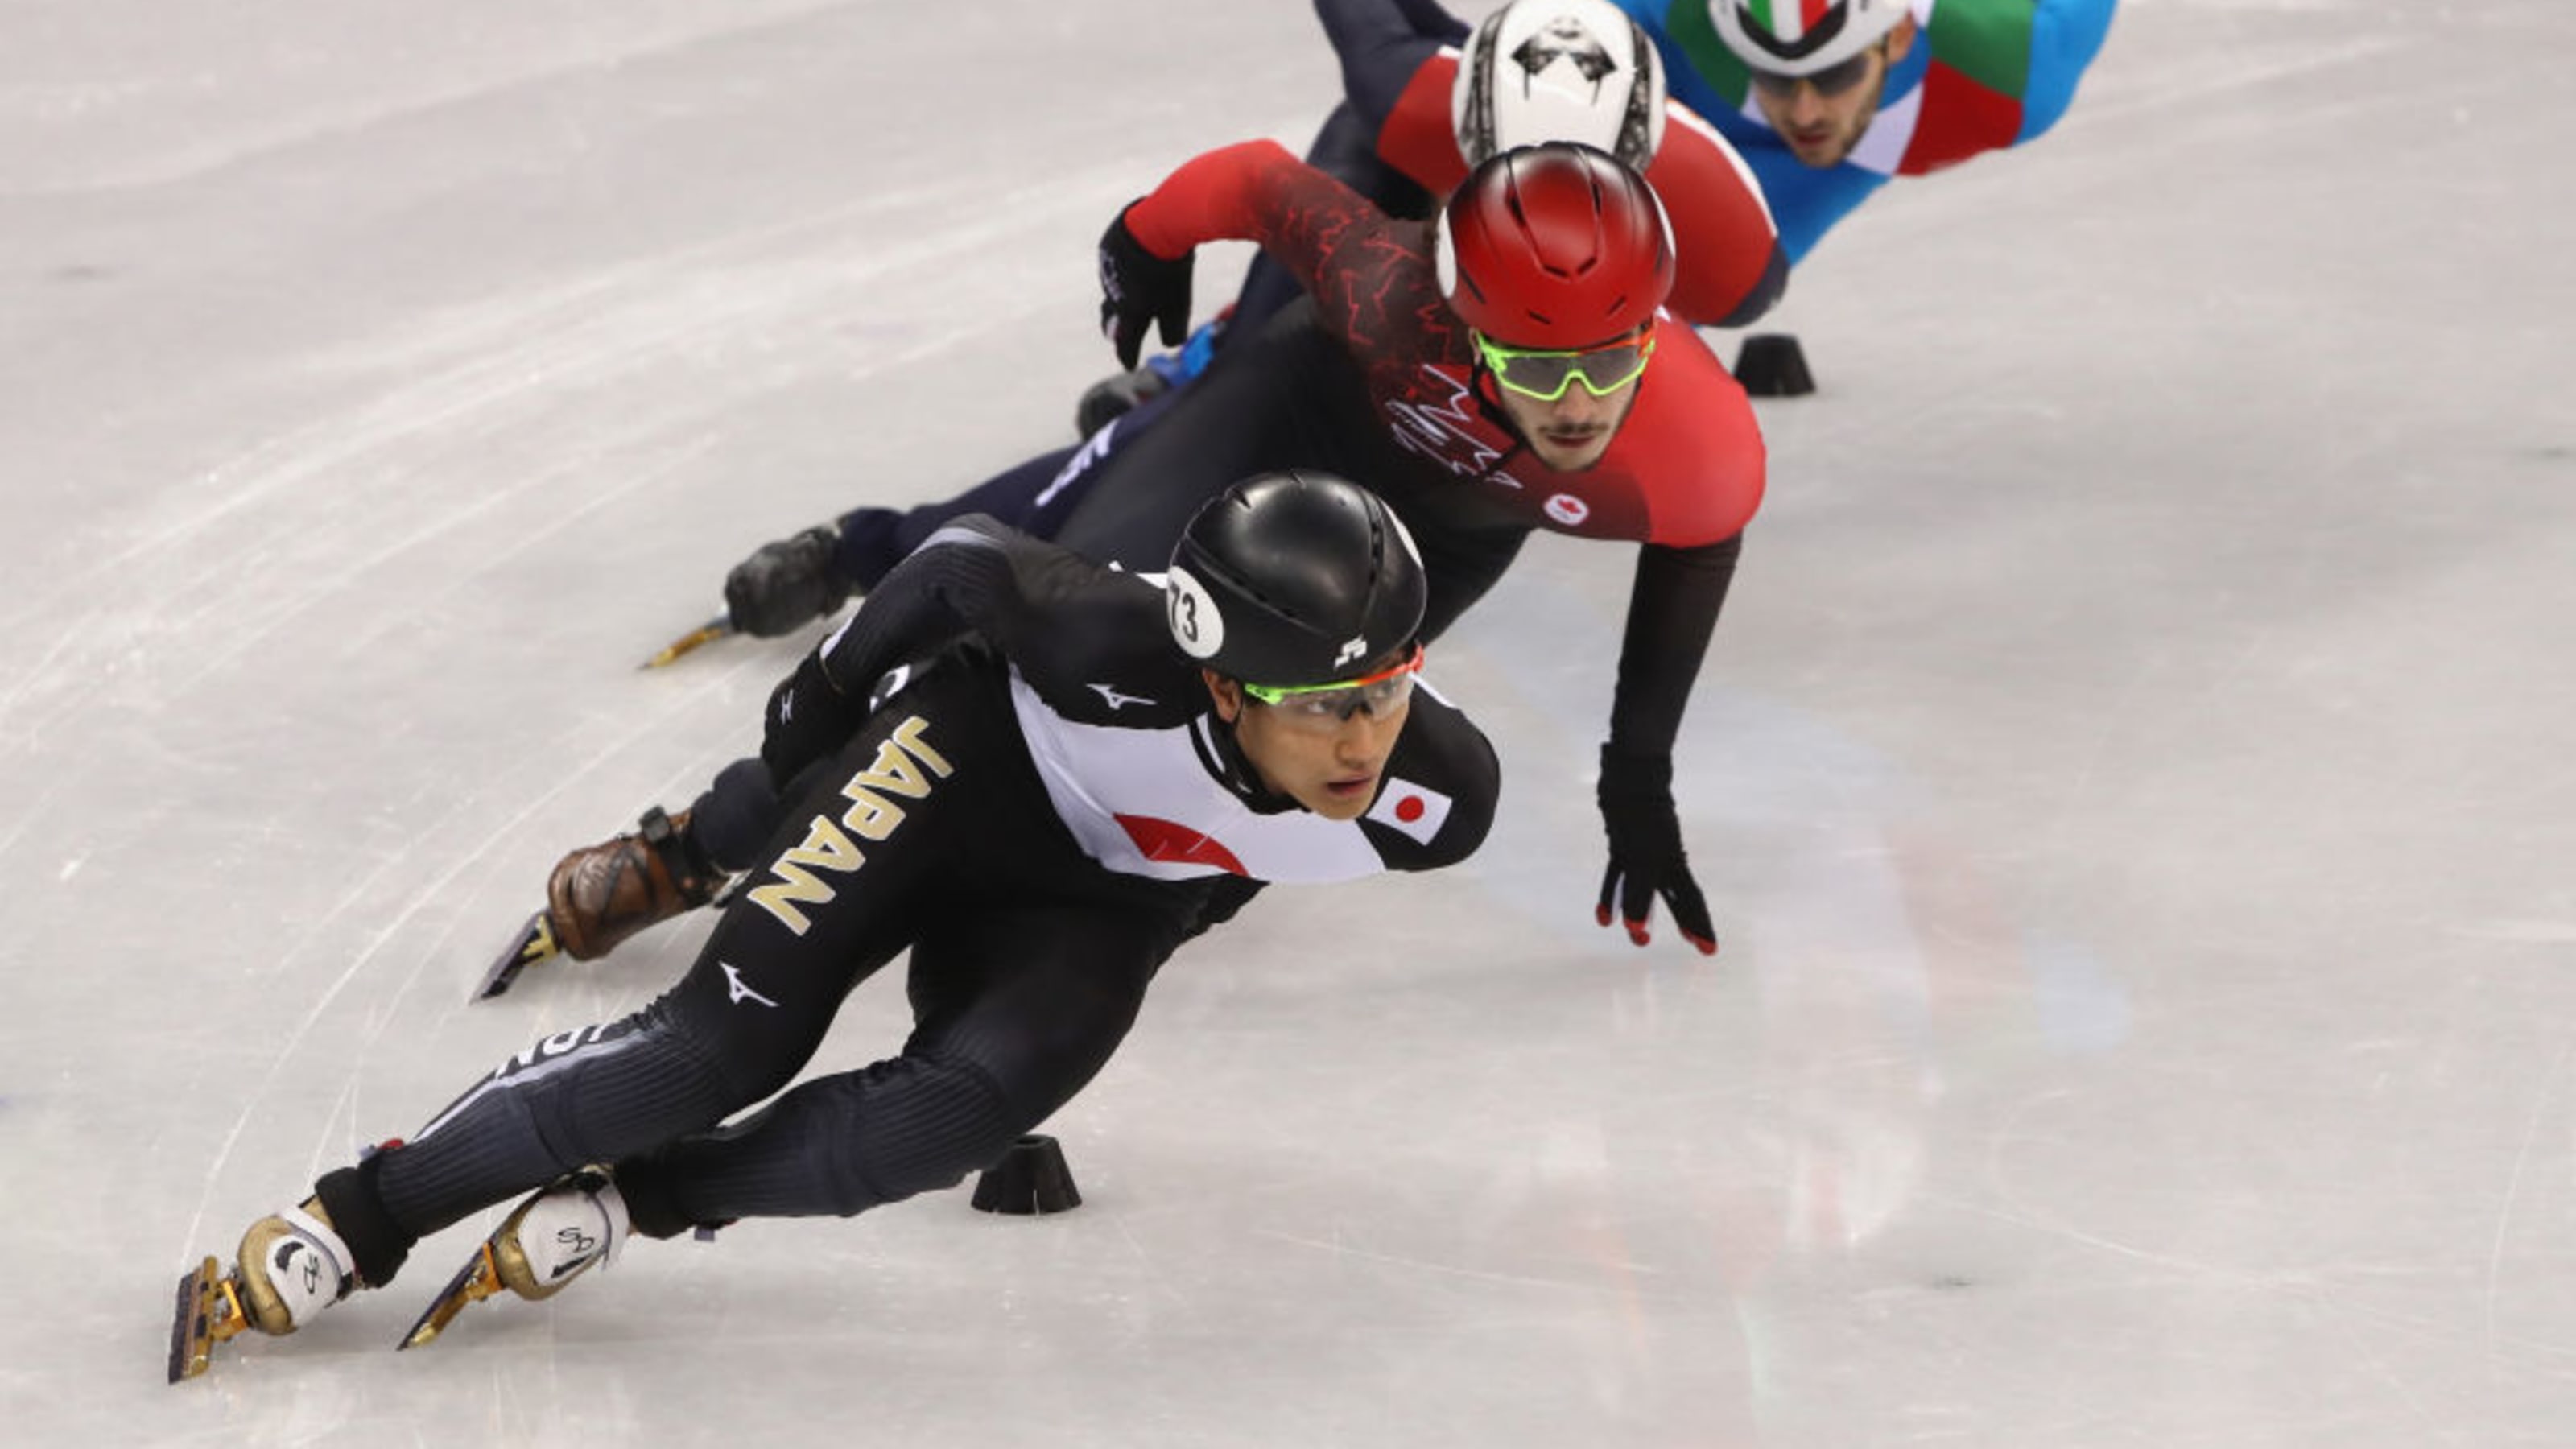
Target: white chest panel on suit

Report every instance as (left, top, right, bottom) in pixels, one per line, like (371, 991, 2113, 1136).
(1008, 671, 1389, 886)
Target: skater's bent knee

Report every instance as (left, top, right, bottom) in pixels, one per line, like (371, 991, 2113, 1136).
(820, 1051, 1029, 1214)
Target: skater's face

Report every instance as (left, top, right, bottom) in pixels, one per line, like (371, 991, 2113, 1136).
(1747, 19, 1915, 168)
(1206, 652, 1418, 821)
(1484, 325, 1651, 473)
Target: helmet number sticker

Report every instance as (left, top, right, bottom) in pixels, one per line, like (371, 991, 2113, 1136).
(1165, 566, 1225, 660)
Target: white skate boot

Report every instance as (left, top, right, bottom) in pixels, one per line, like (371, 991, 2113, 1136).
(169, 1199, 358, 1381)
(490, 1171, 630, 1299)
(236, 1200, 358, 1335)
(400, 1170, 628, 1348)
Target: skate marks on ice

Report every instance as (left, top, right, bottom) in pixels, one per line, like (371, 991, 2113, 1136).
(0, 142, 1168, 757)
(0, 2, 857, 196)
(126, 174, 1171, 1352)
(163, 649, 777, 1267)
(61, 155, 1149, 1259)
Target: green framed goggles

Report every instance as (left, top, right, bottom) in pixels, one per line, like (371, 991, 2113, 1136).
(1241, 643, 1425, 728)
(1473, 328, 1657, 402)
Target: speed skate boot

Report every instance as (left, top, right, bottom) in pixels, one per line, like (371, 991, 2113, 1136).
(1071, 312, 1229, 436)
(549, 807, 720, 960)
(402, 1170, 628, 1349)
(474, 806, 720, 999)
(1072, 365, 1170, 438)
(168, 1199, 357, 1382)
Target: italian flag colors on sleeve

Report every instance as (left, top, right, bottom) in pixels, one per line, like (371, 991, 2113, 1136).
(1909, 0, 2032, 175)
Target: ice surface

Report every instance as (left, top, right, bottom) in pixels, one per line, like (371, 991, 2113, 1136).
(3, 1, 2572, 1443)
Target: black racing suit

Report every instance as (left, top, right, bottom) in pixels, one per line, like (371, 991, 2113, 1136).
(324, 520, 1496, 1278)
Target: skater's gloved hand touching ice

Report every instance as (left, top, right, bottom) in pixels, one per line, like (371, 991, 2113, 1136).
(724, 524, 852, 638)
(1594, 743, 1718, 955)
(1097, 203, 1195, 370)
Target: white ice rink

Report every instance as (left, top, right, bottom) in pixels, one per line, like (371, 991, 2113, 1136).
(5, 1, 2573, 1443)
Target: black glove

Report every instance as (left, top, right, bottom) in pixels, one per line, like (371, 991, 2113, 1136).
(1595, 744, 1719, 956)
(1097, 203, 1194, 370)
(759, 651, 869, 787)
(723, 525, 851, 638)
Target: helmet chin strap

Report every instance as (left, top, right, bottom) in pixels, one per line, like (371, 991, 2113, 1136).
(1195, 702, 1299, 814)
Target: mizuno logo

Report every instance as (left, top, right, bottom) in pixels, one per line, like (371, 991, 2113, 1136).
(1333, 635, 1366, 667)
(1088, 683, 1155, 711)
(721, 962, 778, 1009)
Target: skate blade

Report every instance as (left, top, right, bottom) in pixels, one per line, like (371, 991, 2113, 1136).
(167, 1257, 249, 1385)
(638, 614, 733, 671)
(471, 910, 561, 1002)
(398, 1241, 504, 1351)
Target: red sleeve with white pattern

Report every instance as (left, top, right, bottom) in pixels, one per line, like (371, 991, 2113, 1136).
(1123, 139, 1394, 329)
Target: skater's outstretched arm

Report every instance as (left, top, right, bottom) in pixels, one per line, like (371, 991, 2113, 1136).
(1593, 535, 1742, 957)
(758, 514, 1126, 786)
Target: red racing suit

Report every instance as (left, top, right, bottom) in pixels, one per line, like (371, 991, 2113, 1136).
(1123, 138, 1766, 757)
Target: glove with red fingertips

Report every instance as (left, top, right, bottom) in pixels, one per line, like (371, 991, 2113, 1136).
(1594, 743, 1719, 956)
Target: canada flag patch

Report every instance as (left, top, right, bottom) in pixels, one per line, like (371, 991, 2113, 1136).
(1365, 778, 1452, 846)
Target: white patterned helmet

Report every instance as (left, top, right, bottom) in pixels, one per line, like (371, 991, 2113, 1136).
(1453, 0, 1666, 171)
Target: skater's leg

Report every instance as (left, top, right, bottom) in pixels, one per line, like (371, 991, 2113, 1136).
(1053, 305, 1372, 571)
(616, 897, 1187, 1232)
(836, 381, 1190, 586)
(684, 754, 807, 874)
(507, 749, 831, 982)
(835, 448, 1074, 588)
(370, 669, 1020, 1246)
(381, 899, 1179, 1350)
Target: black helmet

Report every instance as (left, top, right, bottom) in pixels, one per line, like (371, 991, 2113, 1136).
(1165, 472, 1427, 688)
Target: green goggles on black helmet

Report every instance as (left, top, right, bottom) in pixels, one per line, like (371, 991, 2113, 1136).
(1240, 643, 1426, 729)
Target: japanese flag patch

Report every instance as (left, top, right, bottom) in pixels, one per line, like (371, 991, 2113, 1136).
(1365, 778, 1453, 846)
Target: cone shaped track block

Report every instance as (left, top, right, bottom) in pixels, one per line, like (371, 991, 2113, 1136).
(1735, 332, 1816, 397)
(971, 1134, 1082, 1215)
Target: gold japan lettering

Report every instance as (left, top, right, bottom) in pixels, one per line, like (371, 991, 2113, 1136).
(747, 716, 955, 935)
(838, 719, 952, 840)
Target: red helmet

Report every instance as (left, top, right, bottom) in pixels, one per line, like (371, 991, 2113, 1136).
(1432, 142, 1675, 349)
